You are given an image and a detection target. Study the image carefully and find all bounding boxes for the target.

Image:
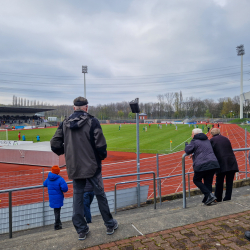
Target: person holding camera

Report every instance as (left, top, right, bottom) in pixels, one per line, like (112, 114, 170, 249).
(185, 128, 220, 205)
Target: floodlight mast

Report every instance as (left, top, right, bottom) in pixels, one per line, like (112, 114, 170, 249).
(82, 66, 88, 98)
(236, 45, 245, 119)
(129, 98, 141, 207)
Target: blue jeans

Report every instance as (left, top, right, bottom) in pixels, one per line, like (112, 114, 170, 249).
(83, 191, 94, 223)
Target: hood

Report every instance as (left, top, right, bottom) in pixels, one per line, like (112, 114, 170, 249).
(48, 172, 60, 181)
(65, 111, 90, 130)
(193, 133, 208, 140)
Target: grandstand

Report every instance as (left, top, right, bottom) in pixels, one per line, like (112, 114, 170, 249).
(0, 106, 55, 128)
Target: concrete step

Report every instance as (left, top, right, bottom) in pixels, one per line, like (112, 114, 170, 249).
(0, 185, 250, 250)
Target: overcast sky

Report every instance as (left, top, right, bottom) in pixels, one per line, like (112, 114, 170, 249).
(0, 0, 249, 106)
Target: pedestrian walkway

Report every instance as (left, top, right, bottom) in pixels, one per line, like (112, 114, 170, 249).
(89, 211, 250, 250)
(1, 185, 250, 250)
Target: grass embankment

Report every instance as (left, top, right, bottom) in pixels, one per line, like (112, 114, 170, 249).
(229, 118, 249, 124)
(5, 124, 209, 154)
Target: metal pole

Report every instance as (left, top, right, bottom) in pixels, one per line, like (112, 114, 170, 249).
(84, 73, 86, 98)
(114, 184, 117, 214)
(182, 153, 187, 208)
(240, 54, 243, 119)
(188, 173, 191, 198)
(9, 191, 12, 239)
(245, 128, 247, 179)
(42, 168, 45, 226)
(153, 173, 156, 210)
(136, 112, 140, 207)
(156, 154, 160, 198)
(159, 179, 162, 205)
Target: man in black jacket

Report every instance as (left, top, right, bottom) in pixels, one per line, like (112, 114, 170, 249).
(210, 128, 239, 202)
(50, 97, 118, 240)
(185, 128, 220, 205)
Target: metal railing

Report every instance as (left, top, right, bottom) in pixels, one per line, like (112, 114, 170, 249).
(182, 147, 250, 209)
(0, 171, 156, 239)
(114, 172, 156, 213)
(1, 146, 250, 238)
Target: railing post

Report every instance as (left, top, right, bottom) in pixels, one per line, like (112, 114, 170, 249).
(153, 173, 156, 209)
(182, 153, 187, 208)
(188, 173, 191, 198)
(156, 154, 160, 199)
(9, 191, 12, 239)
(114, 184, 117, 214)
(159, 179, 162, 205)
(245, 128, 248, 179)
(42, 168, 45, 226)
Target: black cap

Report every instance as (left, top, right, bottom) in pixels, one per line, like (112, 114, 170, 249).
(73, 96, 88, 106)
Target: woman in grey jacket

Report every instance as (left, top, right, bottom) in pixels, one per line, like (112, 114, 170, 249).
(185, 128, 220, 205)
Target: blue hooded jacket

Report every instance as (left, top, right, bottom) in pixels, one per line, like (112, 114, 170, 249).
(43, 172, 68, 208)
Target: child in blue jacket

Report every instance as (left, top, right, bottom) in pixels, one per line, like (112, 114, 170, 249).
(43, 165, 68, 230)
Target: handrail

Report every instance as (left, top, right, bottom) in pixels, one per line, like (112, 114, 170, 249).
(0, 171, 155, 238)
(114, 172, 156, 214)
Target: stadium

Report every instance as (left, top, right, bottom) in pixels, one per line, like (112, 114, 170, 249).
(2, 1, 250, 249)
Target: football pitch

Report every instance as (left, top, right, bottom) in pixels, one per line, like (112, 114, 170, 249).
(5, 124, 209, 154)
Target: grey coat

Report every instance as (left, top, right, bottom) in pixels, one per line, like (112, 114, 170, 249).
(50, 111, 107, 179)
(185, 133, 220, 172)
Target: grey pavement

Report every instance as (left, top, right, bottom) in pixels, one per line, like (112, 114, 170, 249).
(1, 185, 250, 250)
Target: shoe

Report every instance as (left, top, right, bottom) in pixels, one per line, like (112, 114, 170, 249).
(205, 193, 216, 205)
(54, 225, 62, 230)
(106, 221, 118, 235)
(245, 231, 250, 241)
(78, 228, 89, 240)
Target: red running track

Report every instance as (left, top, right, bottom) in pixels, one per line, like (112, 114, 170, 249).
(0, 124, 249, 208)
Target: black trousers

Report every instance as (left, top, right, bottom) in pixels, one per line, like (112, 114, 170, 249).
(72, 172, 116, 234)
(193, 169, 215, 201)
(215, 171, 236, 202)
(54, 207, 61, 228)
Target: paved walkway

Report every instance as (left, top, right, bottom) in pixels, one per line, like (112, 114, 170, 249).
(88, 211, 250, 250)
(1, 185, 250, 250)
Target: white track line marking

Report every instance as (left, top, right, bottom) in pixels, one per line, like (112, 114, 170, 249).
(131, 223, 144, 235)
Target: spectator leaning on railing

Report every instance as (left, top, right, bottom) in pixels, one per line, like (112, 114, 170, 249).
(185, 128, 220, 205)
(210, 128, 239, 202)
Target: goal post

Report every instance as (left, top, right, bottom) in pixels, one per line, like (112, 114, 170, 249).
(0, 129, 8, 141)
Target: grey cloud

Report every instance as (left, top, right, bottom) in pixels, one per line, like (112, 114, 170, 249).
(0, 0, 250, 106)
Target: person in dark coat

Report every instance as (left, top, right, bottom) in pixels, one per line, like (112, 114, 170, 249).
(50, 96, 118, 240)
(43, 165, 68, 230)
(210, 128, 239, 202)
(185, 128, 220, 205)
(83, 180, 95, 223)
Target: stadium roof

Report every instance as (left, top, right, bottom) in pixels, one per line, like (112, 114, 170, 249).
(0, 106, 54, 115)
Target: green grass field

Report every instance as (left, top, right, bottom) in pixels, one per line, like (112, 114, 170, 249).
(240, 125, 250, 133)
(4, 124, 209, 154)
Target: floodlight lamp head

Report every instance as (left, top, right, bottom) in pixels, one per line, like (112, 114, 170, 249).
(129, 98, 140, 113)
(82, 65, 88, 73)
(236, 44, 245, 56)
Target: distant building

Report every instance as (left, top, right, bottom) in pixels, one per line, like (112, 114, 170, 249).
(48, 117, 58, 122)
(139, 113, 147, 120)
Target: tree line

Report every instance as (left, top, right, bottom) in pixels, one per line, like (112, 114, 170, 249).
(11, 93, 250, 120)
